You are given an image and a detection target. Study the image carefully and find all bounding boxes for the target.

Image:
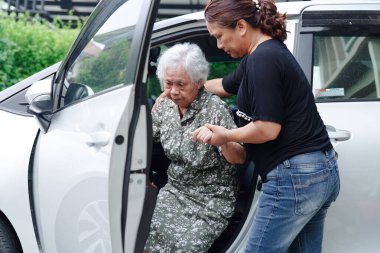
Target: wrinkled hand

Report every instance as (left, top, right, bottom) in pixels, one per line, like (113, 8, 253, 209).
(151, 89, 170, 112)
(191, 126, 213, 144)
(191, 124, 228, 146)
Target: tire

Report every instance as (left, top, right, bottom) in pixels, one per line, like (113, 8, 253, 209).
(0, 217, 23, 253)
(55, 178, 111, 253)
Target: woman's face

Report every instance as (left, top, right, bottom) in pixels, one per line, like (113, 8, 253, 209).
(207, 21, 246, 58)
(163, 67, 201, 109)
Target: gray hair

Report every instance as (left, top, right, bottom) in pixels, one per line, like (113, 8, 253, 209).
(156, 43, 209, 86)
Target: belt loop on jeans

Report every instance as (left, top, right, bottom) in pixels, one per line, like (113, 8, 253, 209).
(327, 148, 338, 160)
(324, 148, 333, 158)
(283, 159, 290, 168)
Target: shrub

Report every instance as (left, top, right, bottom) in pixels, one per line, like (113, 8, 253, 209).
(0, 12, 80, 89)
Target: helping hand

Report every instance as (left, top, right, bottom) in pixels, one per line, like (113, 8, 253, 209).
(191, 124, 228, 146)
(151, 89, 170, 112)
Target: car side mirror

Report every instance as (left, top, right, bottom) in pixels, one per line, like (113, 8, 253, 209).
(64, 83, 94, 106)
(25, 78, 54, 133)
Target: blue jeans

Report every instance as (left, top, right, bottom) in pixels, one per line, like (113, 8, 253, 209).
(244, 149, 340, 253)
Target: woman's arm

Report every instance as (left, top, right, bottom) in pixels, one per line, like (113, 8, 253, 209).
(205, 78, 233, 97)
(192, 126, 246, 164)
(219, 141, 246, 164)
(151, 99, 166, 141)
(151, 89, 170, 112)
(227, 120, 282, 144)
(192, 120, 282, 146)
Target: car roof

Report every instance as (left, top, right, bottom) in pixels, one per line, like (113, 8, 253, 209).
(154, 0, 380, 30)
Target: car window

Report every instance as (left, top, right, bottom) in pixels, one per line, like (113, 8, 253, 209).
(61, 0, 143, 107)
(312, 35, 380, 101)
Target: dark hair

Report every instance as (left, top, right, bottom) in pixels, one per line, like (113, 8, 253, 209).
(204, 0, 287, 41)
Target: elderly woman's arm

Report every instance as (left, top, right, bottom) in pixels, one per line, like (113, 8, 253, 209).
(151, 99, 165, 141)
(219, 141, 246, 164)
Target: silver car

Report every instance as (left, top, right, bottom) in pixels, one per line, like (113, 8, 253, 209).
(0, 0, 379, 252)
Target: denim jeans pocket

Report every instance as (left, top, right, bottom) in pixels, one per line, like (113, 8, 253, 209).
(291, 168, 330, 216)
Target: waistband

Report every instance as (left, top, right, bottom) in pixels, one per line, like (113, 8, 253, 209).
(282, 148, 336, 168)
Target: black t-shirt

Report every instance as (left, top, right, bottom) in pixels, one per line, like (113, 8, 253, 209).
(222, 39, 332, 179)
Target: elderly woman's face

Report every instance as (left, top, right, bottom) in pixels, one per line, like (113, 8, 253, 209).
(164, 67, 201, 109)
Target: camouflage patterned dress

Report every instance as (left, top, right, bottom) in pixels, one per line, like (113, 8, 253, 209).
(145, 88, 238, 253)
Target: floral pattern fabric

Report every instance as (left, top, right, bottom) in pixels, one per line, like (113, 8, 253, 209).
(145, 88, 238, 253)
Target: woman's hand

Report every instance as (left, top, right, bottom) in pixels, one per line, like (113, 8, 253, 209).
(192, 124, 246, 164)
(151, 89, 170, 112)
(191, 124, 228, 146)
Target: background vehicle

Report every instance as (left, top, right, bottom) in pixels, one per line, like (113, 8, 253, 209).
(0, 0, 379, 252)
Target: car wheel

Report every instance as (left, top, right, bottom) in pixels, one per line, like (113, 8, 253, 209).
(0, 217, 22, 253)
(55, 177, 111, 253)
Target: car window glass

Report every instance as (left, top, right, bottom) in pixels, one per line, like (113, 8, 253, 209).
(61, 0, 143, 107)
(313, 35, 380, 101)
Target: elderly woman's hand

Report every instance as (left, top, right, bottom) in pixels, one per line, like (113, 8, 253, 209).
(191, 125, 213, 144)
(191, 124, 228, 146)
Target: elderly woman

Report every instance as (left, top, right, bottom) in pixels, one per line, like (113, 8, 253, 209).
(144, 43, 246, 253)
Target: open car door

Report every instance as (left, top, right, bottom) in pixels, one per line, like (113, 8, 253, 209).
(27, 0, 159, 252)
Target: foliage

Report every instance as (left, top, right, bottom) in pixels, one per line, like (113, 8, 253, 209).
(209, 61, 240, 81)
(0, 12, 80, 89)
(209, 61, 239, 106)
(74, 40, 130, 93)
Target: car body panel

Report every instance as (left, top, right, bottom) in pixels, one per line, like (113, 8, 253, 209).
(0, 111, 40, 252)
(0, 1, 379, 252)
(318, 102, 380, 252)
(33, 85, 134, 252)
(0, 0, 155, 252)
(296, 3, 380, 252)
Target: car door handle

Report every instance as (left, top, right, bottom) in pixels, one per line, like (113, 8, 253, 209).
(327, 128, 351, 142)
(86, 131, 111, 147)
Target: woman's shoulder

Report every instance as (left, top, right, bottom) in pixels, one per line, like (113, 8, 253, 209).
(251, 39, 286, 59)
(247, 39, 291, 71)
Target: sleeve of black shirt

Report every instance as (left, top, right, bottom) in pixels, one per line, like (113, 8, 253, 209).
(221, 56, 247, 95)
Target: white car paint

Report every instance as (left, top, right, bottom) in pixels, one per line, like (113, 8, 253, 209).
(1, 1, 380, 252)
(0, 111, 40, 252)
(1, 0, 155, 252)
(33, 85, 134, 252)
